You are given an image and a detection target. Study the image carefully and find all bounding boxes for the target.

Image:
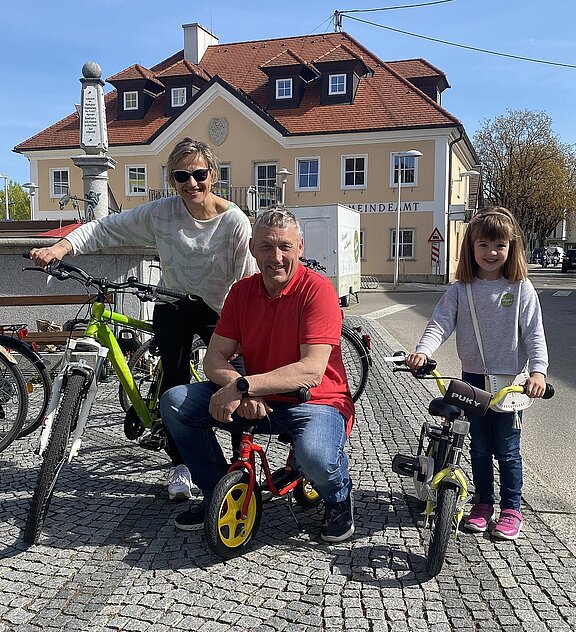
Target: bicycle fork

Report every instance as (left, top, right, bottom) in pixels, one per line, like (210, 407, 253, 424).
(37, 338, 108, 462)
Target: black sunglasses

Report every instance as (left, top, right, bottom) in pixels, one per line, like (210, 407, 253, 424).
(172, 168, 210, 183)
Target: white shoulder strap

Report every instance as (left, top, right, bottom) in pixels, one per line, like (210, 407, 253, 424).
(466, 283, 487, 372)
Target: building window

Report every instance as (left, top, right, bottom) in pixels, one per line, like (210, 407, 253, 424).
(214, 164, 231, 199)
(329, 74, 347, 95)
(359, 229, 366, 260)
(171, 87, 186, 107)
(341, 155, 367, 189)
(296, 158, 319, 191)
(276, 78, 293, 99)
(391, 229, 415, 259)
(255, 163, 278, 208)
(126, 165, 147, 195)
(50, 169, 69, 198)
(391, 154, 418, 187)
(124, 91, 138, 110)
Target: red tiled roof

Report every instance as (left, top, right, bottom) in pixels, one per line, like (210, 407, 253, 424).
(107, 63, 162, 86)
(155, 59, 211, 81)
(15, 31, 460, 153)
(387, 58, 447, 81)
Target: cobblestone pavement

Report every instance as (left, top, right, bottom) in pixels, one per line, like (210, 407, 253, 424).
(1, 317, 575, 631)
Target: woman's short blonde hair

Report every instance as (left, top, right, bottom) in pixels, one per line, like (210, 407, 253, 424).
(166, 138, 219, 188)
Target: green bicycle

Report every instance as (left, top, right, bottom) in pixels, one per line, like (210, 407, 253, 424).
(23, 258, 204, 544)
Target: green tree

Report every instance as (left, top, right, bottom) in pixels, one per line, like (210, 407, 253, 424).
(473, 109, 576, 244)
(0, 181, 31, 220)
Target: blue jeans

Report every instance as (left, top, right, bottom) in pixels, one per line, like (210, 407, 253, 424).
(462, 372, 523, 510)
(160, 381, 352, 504)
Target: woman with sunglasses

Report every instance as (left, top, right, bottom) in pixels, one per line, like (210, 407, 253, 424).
(29, 137, 257, 500)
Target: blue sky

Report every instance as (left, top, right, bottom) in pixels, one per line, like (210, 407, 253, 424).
(2, 0, 576, 186)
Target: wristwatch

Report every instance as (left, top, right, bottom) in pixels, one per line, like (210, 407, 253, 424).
(236, 377, 250, 398)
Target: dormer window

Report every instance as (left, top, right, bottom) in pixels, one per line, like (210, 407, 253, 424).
(124, 91, 138, 110)
(276, 78, 293, 99)
(329, 74, 347, 95)
(171, 87, 187, 107)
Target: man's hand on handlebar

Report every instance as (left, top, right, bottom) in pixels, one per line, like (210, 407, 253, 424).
(406, 352, 428, 371)
(237, 397, 274, 420)
(29, 240, 72, 268)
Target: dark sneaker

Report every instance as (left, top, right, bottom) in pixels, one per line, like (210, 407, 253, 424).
(174, 502, 207, 531)
(321, 490, 354, 543)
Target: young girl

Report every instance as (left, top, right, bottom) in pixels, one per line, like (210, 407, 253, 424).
(406, 207, 548, 540)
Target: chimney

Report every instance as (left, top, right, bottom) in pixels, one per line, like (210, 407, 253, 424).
(183, 23, 218, 64)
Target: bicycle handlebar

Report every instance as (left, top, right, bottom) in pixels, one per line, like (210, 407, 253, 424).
(23, 253, 199, 303)
(282, 387, 311, 403)
(384, 350, 555, 414)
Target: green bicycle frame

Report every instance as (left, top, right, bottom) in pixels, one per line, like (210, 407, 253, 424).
(85, 301, 155, 428)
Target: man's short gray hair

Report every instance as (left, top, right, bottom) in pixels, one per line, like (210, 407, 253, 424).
(252, 206, 302, 238)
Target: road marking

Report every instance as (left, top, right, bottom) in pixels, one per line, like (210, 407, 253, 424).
(552, 291, 572, 296)
(364, 304, 415, 319)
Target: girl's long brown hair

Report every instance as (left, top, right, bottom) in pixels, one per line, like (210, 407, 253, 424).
(455, 207, 527, 282)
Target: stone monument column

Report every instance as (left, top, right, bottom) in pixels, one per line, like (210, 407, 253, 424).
(72, 61, 116, 220)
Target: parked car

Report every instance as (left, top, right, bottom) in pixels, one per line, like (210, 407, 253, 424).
(561, 249, 576, 273)
(530, 247, 545, 264)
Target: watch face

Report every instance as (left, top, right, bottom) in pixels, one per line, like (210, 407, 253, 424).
(236, 377, 249, 394)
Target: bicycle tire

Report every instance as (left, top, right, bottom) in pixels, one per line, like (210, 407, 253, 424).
(341, 323, 370, 402)
(204, 470, 262, 559)
(426, 483, 458, 577)
(0, 353, 28, 452)
(0, 337, 52, 439)
(118, 336, 207, 413)
(24, 371, 86, 544)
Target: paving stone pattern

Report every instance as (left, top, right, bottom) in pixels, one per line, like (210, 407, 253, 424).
(1, 317, 575, 631)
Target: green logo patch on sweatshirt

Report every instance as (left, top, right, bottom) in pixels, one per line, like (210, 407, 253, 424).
(500, 292, 514, 307)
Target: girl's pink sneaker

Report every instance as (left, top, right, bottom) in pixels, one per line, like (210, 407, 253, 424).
(491, 509, 523, 540)
(464, 503, 494, 532)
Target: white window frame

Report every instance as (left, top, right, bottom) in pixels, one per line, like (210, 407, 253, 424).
(171, 87, 186, 107)
(390, 228, 415, 260)
(295, 157, 320, 191)
(276, 78, 293, 99)
(329, 73, 347, 95)
(255, 162, 278, 208)
(341, 154, 367, 190)
(126, 165, 147, 196)
(390, 154, 419, 187)
(215, 164, 231, 199)
(49, 168, 70, 198)
(123, 91, 138, 110)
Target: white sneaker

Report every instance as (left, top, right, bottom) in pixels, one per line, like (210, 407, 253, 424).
(167, 464, 193, 501)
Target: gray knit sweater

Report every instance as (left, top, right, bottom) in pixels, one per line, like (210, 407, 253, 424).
(416, 278, 548, 376)
(65, 196, 257, 313)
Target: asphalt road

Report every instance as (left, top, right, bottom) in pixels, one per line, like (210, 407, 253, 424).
(347, 264, 576, 545)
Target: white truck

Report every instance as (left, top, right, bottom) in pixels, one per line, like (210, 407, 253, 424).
(288, 204, 361, 306)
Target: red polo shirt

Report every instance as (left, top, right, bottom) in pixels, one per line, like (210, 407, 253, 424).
(215, 263, 354, 426)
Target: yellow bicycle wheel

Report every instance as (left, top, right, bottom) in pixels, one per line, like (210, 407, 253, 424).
(204, 470, 262, 559)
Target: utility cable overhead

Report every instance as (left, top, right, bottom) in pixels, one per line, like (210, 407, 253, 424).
(343, 14, 576, 69)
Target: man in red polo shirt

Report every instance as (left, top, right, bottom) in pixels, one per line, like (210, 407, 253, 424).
(161, 208, 354, 543)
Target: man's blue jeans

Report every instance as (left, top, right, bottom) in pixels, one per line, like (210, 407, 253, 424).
(160, 381, 352, 504)
(462, 372, 523, 510)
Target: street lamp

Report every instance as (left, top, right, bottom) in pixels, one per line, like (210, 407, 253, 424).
(0, 175, 8, 220)
(23, 182, 39, 220)
(392, 150, 423, 289)
(276, 168, 292, 205)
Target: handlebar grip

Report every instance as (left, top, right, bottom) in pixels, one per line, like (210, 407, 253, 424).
(542, 383, 555, 399)
(284, 387, 311, 402)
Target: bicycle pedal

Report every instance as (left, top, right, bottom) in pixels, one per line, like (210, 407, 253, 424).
(138, 426, 167, 451)
(392, 454, 417, 477)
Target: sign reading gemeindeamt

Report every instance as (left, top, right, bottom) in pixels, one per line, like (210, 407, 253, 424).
(347, 202, 424, 213)
(81, 84, 108, 153)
